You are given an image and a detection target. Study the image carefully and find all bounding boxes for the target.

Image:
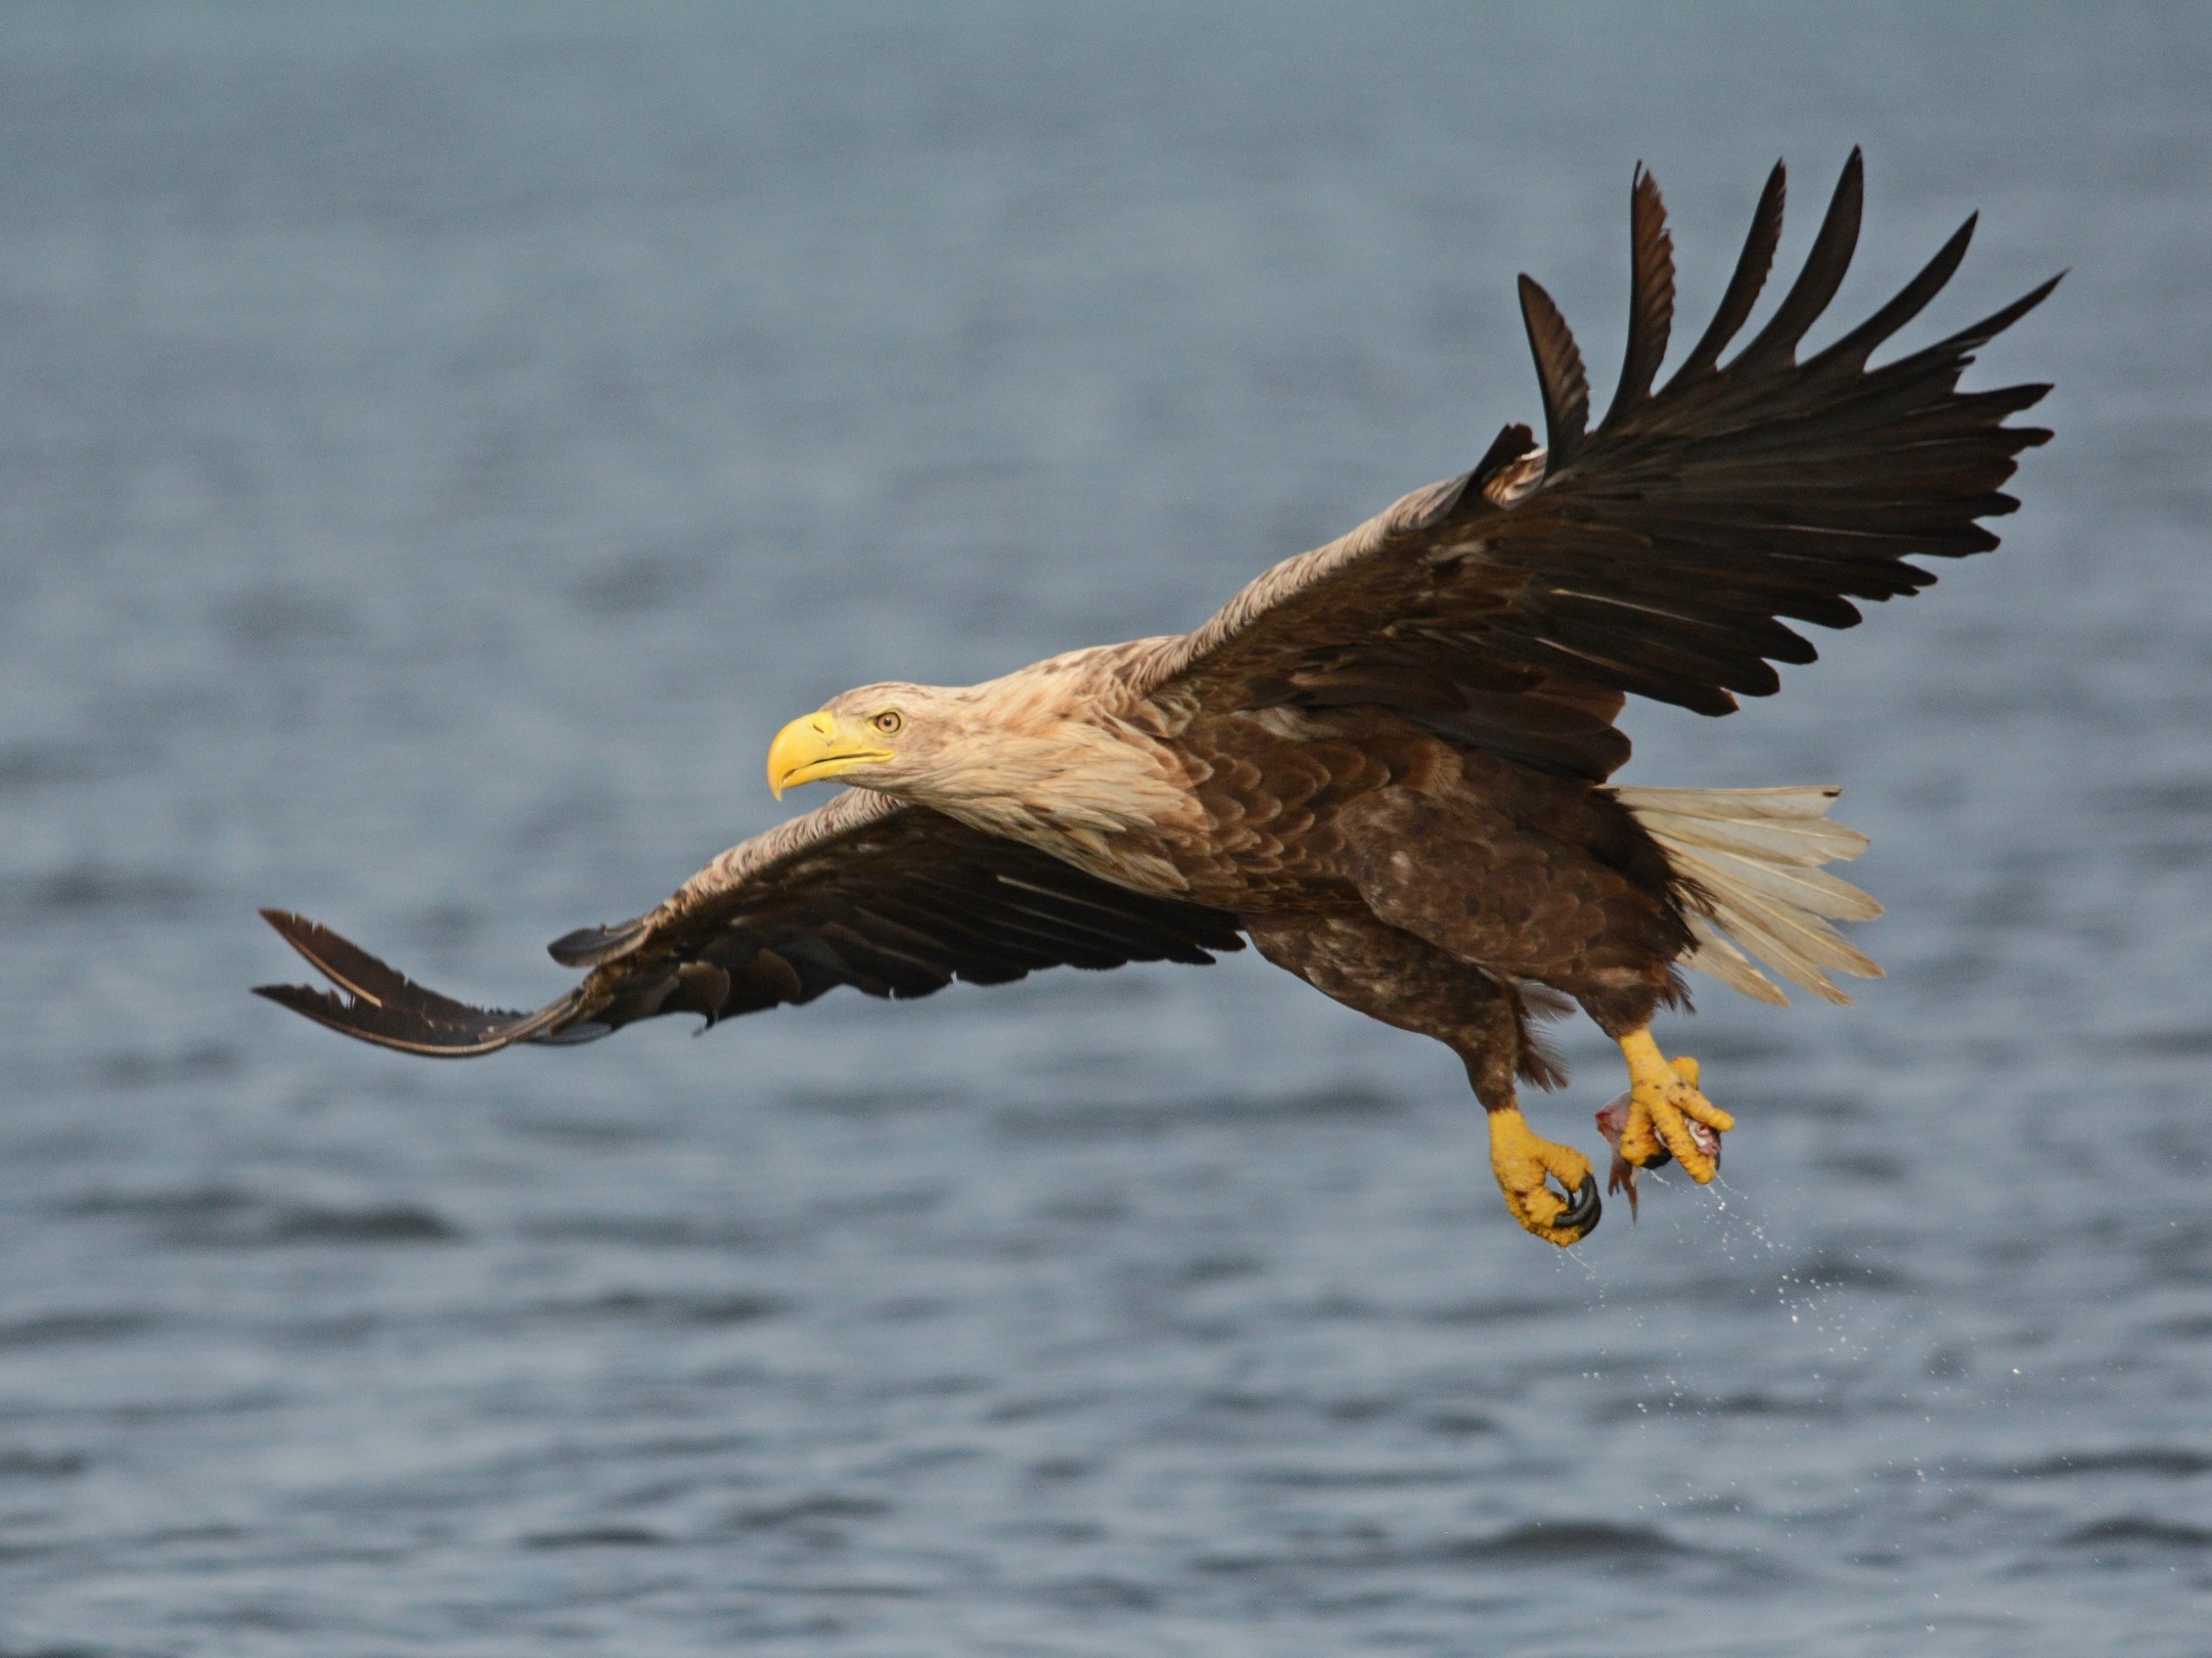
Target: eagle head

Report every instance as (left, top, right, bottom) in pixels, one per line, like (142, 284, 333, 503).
(764, 682, 971, 799)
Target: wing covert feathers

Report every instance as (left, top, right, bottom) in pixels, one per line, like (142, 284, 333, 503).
(1139, 152, 2055, 782)
(256, 795, 1245, 1056)
(1611, 784, 1881, 1006)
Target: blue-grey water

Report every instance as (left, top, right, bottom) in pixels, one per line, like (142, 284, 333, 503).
(0, 5, 2207, 1653)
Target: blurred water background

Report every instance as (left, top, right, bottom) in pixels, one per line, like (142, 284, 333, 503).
(0, 4, 2207, 1653)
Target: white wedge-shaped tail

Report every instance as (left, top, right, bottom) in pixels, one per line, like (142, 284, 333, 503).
(1608, 784, 1883, 1007)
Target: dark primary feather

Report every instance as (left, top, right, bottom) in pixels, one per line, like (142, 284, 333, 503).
(1141, 152, 2055, 782)
(253, 910, 577, 1056)
(1730, 147, 1865, 375)
(1667, 159, 1787, 387)
(1601, 163, 1675, 426)
(256, 792, 1243, 1057)
(1517, 274, 1590, 468)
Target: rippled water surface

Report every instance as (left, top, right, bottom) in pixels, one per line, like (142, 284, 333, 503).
(1, 5, 2209, 1653)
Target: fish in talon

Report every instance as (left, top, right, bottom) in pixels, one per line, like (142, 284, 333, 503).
(1596, 1090, 1723, 1221)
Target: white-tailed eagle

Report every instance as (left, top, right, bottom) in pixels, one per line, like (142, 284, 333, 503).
(259, 153, 2054, 1245)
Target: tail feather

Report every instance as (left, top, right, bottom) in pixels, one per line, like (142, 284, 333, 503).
(1610, 784, 1883, 1007)
(1671, 843, 1882, 921)
(1681, 913, 1791, 1007)
(1629, 806, 1871, 866)
(1615, 783, 1844, 822)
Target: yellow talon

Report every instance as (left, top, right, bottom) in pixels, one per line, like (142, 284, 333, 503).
(1616, 1029, 1735, 1183)
(1487, 1105, 1601, 1245)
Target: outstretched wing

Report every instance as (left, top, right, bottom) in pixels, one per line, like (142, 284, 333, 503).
(1134, 152, 2057, 781)
(255, 789, 1244, 1057)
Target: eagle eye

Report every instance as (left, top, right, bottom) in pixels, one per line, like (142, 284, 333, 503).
(873, 710, 903, 735)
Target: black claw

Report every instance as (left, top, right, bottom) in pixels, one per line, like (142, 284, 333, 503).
(1556, 1173, 1603, 1239)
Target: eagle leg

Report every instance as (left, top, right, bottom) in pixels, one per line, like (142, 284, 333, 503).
(1485, 1105, 1602, 1246)
(1613, 1031, 1733, 1183)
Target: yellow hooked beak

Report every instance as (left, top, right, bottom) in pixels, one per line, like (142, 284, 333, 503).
(767, 711, 895, 799)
